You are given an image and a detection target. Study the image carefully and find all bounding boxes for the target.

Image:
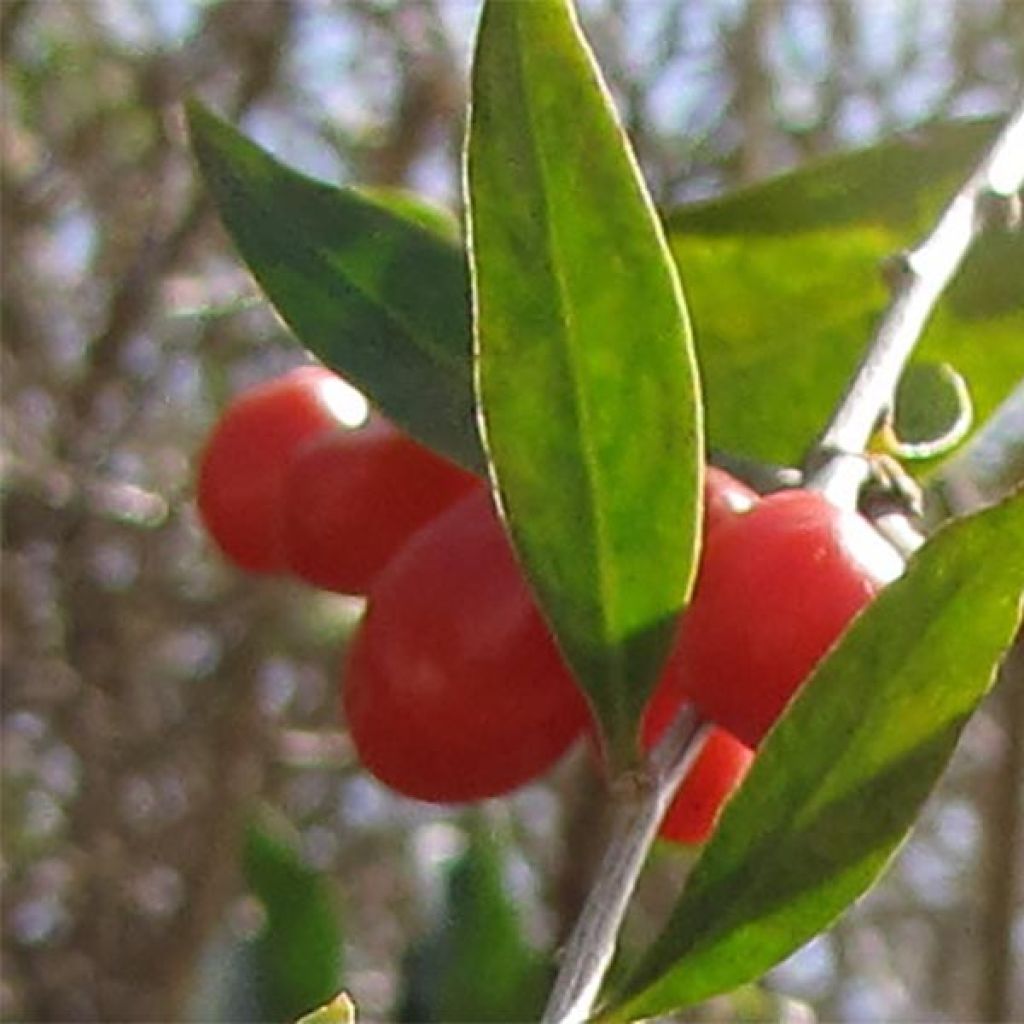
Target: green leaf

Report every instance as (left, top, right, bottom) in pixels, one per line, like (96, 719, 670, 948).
(466, 0, 702, 768)
(185, 100, 485, 474)
(607, 494, 1024, 1020)
(187, 103, 1020, 485)
(672, 120, 1000, 235)
(669, 118, 1024, 468)
(351, 185, 461, 242)
(296, 993, 356, 1024)
(399, 823, 547, 1022)
(243, 814, 343, 1023)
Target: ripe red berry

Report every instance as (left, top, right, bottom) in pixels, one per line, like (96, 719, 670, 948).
(642, 680, 753, 844)
(342, 489, 591, 803)
(282, 416, 479, 595)
(196, 366, 348, 573)
(662, 729, 752, 845)
(664, 489, 904, 746)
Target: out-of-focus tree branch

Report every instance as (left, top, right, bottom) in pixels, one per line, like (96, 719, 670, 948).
(68, 1, 297, 430)
(0, 0, 31, 60)
(730, 0, 777, 184)
(350, 0, 462, 187)
(977, 637, 1024, 1023)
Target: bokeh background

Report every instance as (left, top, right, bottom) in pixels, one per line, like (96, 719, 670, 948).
(2, 2, 1022, 1021)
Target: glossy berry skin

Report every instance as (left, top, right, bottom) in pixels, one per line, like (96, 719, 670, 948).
(661, 729, 752, 845)
(197, 366, 347, 573)
(283, 416, 479, 595)
(665, 489, 904, 747)
(642, 682, 753, 844)
(342, 489, 591, 803)
(703, 465, 757, 532)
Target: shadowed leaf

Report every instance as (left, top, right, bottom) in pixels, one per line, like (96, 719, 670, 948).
(186, 100, 484, 473)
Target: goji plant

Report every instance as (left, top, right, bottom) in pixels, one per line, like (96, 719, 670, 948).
(186, 1, 1024, 1019)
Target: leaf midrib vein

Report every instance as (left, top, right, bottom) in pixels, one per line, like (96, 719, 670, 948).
(514, 12, 618, 665)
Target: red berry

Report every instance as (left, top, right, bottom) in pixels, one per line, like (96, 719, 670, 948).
(282, 416, 479, 595)
(632, 465, 756, 845)
(592, 466, 754, 764)
(642, 678, 753, 844)
(342, 489, 591, 803)
(665, 489, 904, 746)
(660, 728, 752, 845)
(196, 366, 347, 573)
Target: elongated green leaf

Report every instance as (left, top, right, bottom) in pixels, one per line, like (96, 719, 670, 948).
(672, 120, 999, 236)
(438, 828, 547, 1022)
(399, 824, 547, 1022)
(244, 815, 343, 1022)
(607, 494, 1024, 1020)
(669, 118, 1024, 467)
(466, 0, 702, 768)
(185, 100, 484, 473)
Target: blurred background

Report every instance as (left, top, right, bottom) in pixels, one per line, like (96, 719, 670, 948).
(2, 1, 1022, 1021)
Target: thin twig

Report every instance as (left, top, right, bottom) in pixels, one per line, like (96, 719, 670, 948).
(542, 707, 706, 1024)
(861, 505, 926, 559)
(806, 98, 1024, 508)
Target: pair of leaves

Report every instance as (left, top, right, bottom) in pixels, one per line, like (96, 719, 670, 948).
(187, 0, 1024, 1016)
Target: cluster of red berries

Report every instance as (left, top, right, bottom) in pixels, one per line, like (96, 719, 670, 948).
(197, 366, 902, 845)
